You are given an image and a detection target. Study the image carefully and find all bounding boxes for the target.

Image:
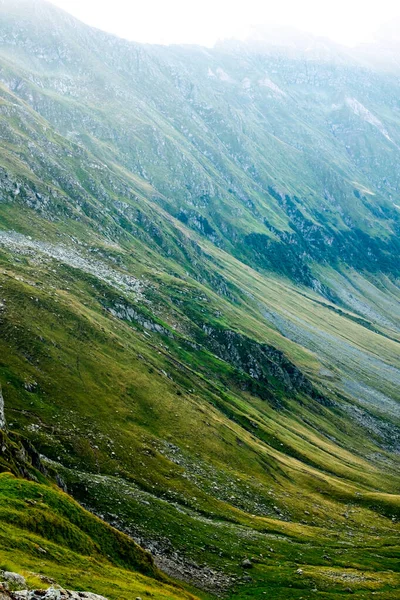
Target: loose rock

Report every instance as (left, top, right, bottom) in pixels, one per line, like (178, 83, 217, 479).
(241, 559, 253, 569)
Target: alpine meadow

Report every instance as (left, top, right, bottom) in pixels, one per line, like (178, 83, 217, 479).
(0, 1, 399, 599)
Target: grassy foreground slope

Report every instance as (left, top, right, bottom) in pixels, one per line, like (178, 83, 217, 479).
(0, 435, 197, 600)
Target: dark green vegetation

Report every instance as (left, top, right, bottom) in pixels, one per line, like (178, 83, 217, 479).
(0, 1, 399, 598)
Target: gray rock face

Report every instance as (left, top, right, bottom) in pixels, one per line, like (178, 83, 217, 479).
(12, 587, 108, 599)
(1, 573, 26, 590)
(0, 388, 5, 429)
(0, 575, 108, 600)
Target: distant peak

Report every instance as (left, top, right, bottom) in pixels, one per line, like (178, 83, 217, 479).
(216, 25, 351, 64)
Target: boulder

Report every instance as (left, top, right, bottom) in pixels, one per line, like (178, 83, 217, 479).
(0, 387, 5, 429)
(241, 559, 253, 569)
(1, 573, 26, 590)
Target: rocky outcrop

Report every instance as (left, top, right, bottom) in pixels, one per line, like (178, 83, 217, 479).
(0, 580, 107, 600)
(13, 590, 107, 599)
(0, 574, 108, 599)
(0, 429, 56, 483)
(108, 302, 172, 337)
(1, 573, 26, 590)
(201, 325, 329, 406)
(0, 387, 5, 430)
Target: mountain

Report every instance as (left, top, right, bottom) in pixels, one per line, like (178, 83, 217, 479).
(0, 1, 399, 598)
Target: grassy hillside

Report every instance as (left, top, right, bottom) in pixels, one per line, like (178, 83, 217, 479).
(0, 212, 399, 598)
(0, 1, 399, 599)
(1, 0, 400, 285)
(0, 473, 199, 600)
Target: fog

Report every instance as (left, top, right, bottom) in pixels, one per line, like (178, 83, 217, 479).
(47, 0, 400, 47)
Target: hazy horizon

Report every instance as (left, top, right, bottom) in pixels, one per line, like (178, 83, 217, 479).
(45, 0, 400, 48)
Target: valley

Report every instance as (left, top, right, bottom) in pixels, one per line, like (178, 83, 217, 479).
(0, 1, 399, 598)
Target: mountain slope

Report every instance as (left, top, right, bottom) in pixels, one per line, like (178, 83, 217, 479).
(0, 1, 399, 599)
(0, 431, 197, 600)
(2, 0, 400, 286)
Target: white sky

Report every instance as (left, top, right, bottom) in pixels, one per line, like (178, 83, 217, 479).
(48, 0, 400, 47)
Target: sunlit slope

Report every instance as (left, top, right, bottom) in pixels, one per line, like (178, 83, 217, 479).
(0, 471, 198, 600)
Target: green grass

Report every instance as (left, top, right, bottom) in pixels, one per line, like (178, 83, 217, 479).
(0, 4, 400, 597)
(0, 473, 199, 600)
(0, 234, 399, 598)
